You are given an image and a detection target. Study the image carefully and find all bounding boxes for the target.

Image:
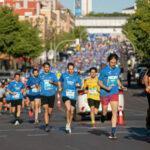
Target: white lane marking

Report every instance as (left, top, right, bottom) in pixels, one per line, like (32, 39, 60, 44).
(0, 135, 7, 138)
(66, 145, 80, 150)
(15, 128, 38, 132)
(27, 133, 49, 137)
(124, 108, 145, 113)
(70, 131, 147, 137)
(0, 129, 9, 132)
(71, 132, 90, 135)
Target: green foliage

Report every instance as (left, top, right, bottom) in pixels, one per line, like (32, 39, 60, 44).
(45, 26, 88, 51)
(0, 6, 43, 58)
(13, 21, 43, 58)
(87, 12, 129, 17)
(0, 6, 20, 53)
(123, 0, 150, 59)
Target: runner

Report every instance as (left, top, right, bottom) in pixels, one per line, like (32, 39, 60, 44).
(0, 82, 5, 115)
(5, 83, 14, 115)
(39, 62, 58, 132)
(98, 53, 125, 139)
(144, 68, 150, 130)
(26, 69, 41, 124)
(83, 67, 100, 127)
(7, 73, 25, 125)
(58, 62, 82, 134)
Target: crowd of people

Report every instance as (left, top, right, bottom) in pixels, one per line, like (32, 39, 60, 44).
(0, 34, 149, 139)
(54, 34, 123, 74)
(0, 52, 127, 139)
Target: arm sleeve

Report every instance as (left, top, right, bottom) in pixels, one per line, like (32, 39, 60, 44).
(7, 83, 12, 91)
(98, 70, 105, 81)
(77, 76, 82, 86)
(26, 78, 31, 86)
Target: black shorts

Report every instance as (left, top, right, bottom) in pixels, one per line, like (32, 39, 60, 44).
(88, 98, 100, 109)
(10, 100, 22, 107)
(28, 95, 41, 101)
(0, 97, 3, 102)
(41, 95, 55, 108)
(62, 96, 76, 107)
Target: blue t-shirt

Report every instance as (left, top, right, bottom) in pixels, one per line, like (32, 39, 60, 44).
(4, 86, 11, 101)
(59, 72, 82, 100)
(26, 76, 41, 96)
(39, 72, 58, 96)
(7, 80, 25, 100)
(98, 65, 120, 97)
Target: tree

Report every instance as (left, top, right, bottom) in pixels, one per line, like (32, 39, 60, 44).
(123, 0, 150, 59)
(44, 26, 88, 51)
(0, 6, 43, 58)
(87, 12, 129, 17)
(0, 6, 20, 54)
(13, 21, 43, 58)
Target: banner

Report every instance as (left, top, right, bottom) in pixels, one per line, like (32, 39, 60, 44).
(75, 0, 81, 16)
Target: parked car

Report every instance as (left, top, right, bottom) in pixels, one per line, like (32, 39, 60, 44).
(59, 52, 69, 61)
(135, 67, 147, 82)
(73, 90, 125, 121)
(66, 47, 76, 56)
(138, 69, 147, 86)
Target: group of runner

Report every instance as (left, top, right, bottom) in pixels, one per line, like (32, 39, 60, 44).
(0, 53, 126, 139)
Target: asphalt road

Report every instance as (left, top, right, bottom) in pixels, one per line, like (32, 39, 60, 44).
(0, 83, 149, 150)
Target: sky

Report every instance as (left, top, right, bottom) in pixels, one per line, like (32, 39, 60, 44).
(60, 0, 136, 13)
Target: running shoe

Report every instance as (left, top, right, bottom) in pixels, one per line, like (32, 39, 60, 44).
(45, 126, 50, 132)
(65, 124, 71, 134)
(108, 133, 117, 139)
(34, 119, 39, 124)
(14, 120, 20, 126)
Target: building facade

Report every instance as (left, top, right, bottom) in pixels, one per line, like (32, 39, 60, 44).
(81, 0, 92, 16)
(75, 0, 92, 16)
(75, 16, 128, 35)
(0, 0, 75, 39)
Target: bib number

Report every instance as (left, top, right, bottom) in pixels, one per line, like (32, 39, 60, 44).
(107, 76, 118, 87)
(89, 88, 97, 95)
(44, 80, 52, 90)
(13, 93, 20, 99)
(32, 87, 39, 93)
(66, 90, 75, 99)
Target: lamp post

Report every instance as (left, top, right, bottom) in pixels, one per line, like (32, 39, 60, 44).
(54, 39, 75, 63)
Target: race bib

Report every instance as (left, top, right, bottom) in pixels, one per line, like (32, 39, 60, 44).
(107, 76, 118, 87)
(66, 90, 75, 99)
(89, 88, 97, 95)
(13, 92, 20, 99)
(44, 80, 52, 90)
(32, 87, 39, 93)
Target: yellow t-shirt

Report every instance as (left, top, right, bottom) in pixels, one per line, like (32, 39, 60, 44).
(83, 77, 100, 101)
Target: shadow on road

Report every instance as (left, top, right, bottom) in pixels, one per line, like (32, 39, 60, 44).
(132, 91, 146, 97)
(88, 129, 109, 137)
(124, 127, 150, 143)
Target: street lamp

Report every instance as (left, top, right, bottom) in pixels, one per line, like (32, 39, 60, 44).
(54, 39, 75, 63)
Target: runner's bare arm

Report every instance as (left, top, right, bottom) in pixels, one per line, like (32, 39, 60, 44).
(49, 80, 58, 86)
(98, 80, 111, 91)
(58, 82, 62, 92)
(7, 89, 15, 95)
(117, 79, 126, 90)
